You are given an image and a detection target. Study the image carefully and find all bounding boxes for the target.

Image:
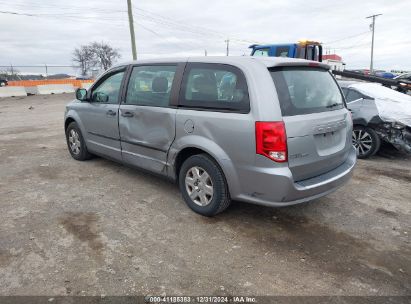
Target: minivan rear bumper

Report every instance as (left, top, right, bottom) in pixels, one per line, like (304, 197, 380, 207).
(234, 146, 356, 207)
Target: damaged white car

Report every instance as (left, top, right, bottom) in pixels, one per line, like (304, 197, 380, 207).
(339, 81, 411, 158)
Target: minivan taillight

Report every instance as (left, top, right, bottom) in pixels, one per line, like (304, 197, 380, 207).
(255, 122, 287, 162)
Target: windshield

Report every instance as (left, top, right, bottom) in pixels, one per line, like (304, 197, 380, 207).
(270, 67, 344, 116)
(352, 83, 411, 102)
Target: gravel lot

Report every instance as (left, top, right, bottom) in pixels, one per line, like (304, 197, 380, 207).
(0, 94, 410, 297)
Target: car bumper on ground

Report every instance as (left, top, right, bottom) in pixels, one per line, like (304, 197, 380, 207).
(234, 146, 357, 207)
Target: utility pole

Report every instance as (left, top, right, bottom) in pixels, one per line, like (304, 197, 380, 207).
(366, 14, 382, 74)
(225, 38, 229, 56)
(204, 49, 207, 56)
(127, 0, 137, 60)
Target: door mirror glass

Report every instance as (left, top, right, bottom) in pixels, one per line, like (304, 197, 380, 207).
(76, 88, 88, 101)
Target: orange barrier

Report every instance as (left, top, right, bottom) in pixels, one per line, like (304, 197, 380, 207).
(8, 79, 94, 88)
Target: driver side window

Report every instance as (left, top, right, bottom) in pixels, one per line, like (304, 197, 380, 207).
(91, 71, 125, 104)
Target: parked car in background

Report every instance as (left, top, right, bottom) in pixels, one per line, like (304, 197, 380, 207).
(374, 70, 395, 79)
(339, 81, 411, 158)
(394, 73, 411, 81)
(393, 73, 411, 94)
(64, 56, 355, 216)
(0, 78, 8, 86)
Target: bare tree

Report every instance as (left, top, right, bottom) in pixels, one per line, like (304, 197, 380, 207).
(90, 42, 121, 71)
(72, 42, 120, 75)
(72, 45, 96, 76)
(0, 67, 21, 81)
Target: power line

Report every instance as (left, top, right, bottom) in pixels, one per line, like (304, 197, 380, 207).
(0, 10, 127, 28)
(134, 22, 209, 52)
(323, 31, 370, 45)
(327, 32, 371, 50)
(3, 6, 380, 56)
(0, 9, 223, 55)
(0, 8, 254, 51)
(0, 10, 36, 16)
(0, 1, 126, 14)
(0, 2, 260, 45)
(331, 41, 372, 51)
(131, 8, 261, 45)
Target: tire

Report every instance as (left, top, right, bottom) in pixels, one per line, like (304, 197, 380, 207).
(178, 154, 231, 216)
(65, 122, 92, 161)
(0, 82, 5, 87)
(352, 126, 381, 159)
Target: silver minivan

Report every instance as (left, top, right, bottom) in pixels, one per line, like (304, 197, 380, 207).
(65, 56, 356, 216)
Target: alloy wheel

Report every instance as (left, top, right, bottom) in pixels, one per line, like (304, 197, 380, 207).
(352, 129, 373, 157)
(68, 129, 81, 155)
(185, 166, 214, 206)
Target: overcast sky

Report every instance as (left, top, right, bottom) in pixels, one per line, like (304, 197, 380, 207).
(1, 0, 410, 75)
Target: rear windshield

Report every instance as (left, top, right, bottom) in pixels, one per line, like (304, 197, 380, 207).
(270, 67, 344, 116)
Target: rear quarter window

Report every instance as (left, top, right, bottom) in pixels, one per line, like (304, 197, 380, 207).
(180, 63, 250, 113)
(270, 67, 345, 116)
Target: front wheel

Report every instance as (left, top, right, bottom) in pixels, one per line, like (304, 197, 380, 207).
(179, 154, 231, 216)
(65, 122, 92, 161)
(352, 126, 381, 159)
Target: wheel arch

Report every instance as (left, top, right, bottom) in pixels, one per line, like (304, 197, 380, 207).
(169, 137, 242, 198)
(352, 118, 368, 127)
(174, 147, 209, 179)
(64, 116, 77, 131)
(64, 112, 87, 136)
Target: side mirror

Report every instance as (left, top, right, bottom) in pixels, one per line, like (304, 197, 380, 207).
(76, 88, 88, 101)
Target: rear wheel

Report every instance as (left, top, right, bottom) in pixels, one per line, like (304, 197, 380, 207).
(179, 154, 231, 216)
(352, 126, 380, 159)
(0, 82, 6, 87)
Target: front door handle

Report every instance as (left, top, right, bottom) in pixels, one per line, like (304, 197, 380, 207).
(121, 111, 134, 117)
(106, 110, 117, 116)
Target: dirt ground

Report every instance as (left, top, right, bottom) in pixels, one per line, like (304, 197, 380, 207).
(0, 94, 410, 297)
